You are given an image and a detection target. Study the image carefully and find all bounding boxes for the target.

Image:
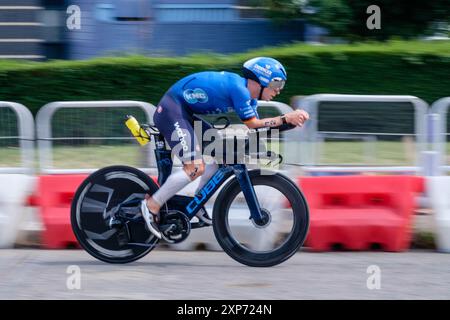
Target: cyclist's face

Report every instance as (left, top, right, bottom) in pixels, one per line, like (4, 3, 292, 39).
(261, 86, 281, 101)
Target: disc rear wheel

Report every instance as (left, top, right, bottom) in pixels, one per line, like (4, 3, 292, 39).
(71, 165, 159, 264)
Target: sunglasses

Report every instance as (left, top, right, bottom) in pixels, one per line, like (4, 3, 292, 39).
(268, 78, 286, 90)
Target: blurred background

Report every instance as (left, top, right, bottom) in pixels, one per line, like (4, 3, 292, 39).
(0, 0, 450, 299)
(0, 0, 448, 59)
(0, 0, 448, 170)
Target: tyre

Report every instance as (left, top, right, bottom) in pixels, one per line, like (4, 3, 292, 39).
(71, 165, 160, 264)
(213, 170, 309, 267)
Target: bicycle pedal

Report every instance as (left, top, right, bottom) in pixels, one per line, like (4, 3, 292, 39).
(195, 208, 212, 226)
(191, 221, 211, 229)
(116, 226, 130, 246)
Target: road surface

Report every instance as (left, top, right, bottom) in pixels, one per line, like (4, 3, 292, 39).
(0, 248, 449, 299)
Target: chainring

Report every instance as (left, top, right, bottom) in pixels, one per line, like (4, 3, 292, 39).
(159, 210, 191, 244)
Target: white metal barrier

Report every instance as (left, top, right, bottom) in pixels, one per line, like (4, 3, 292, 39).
(294, 94, 429, 174)
(5, 97, 450, 251)
(430, 97, 450, 176)
(35, 101, 157, 174)
(0, 102, 35, 174)
(0, 102, 35, 247)
(427, 176, 450, 252)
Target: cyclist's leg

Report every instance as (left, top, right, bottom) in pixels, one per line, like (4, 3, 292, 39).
(191, 115, 219, 193)
(147, 95, 205, 213)
(195, 162, 218, 192)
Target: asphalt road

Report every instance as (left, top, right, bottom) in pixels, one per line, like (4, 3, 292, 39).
(0, 248, 449, 300)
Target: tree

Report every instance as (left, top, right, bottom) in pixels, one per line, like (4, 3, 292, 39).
(257, 0, 450, 41)
(342, 0, 449, 40)
(307, 0, 353, 39)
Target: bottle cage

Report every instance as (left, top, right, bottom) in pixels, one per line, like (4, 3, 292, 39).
(140, 124, 160, 136)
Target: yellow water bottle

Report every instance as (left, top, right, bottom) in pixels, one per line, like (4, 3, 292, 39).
(125, 115, 150, 146)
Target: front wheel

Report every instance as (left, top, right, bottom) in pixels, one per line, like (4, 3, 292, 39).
(213, 170, 309, 267)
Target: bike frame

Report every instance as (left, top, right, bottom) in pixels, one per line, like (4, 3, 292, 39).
(153, 133, 265, 224)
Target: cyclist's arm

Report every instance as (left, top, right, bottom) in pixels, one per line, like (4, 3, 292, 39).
(244, 116, 283, 129)
(244, 110, 309, 129)
(230, 78, 309, 129)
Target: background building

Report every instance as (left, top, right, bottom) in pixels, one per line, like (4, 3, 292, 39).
(67, 0, 308, 59)
(0, 0, 46, 59)
(0, 0, 323, 60)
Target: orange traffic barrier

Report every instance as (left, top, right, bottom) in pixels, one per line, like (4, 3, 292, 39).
(298, 175, 422, 252)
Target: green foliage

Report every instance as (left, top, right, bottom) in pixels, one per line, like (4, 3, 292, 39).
(256, 0, 306, 24)
(264, 0, 450, 41)
(308, 0, 353, 38)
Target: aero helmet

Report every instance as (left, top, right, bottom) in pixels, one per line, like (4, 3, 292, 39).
(242, 57, 287, 90)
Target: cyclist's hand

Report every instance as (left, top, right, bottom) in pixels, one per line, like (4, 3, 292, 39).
(286, 109, 309, 127)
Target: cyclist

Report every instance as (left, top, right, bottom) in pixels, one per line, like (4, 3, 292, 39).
(141, 57, 309, 239)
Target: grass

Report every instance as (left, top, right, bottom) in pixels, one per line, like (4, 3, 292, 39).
(316, 141, 419, 165)
(0, 147, 21, 166)
(0, 140, 435, 170)
(271, 139, 422, 166)
(50, 145, 146, 169)
(0, 145, 145, 170)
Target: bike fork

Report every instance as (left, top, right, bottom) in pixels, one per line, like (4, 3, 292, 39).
(232, 164, 264, 224)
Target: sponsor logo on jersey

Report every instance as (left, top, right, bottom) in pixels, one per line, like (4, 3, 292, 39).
(174, 122, 189, 151)
(183, 88, 208, 104)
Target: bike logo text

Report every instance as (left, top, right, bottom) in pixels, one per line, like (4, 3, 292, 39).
(187, 169, 225, 214)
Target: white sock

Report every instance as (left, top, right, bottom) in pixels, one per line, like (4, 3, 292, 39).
(195, 162, 219, 194)
(152, 169, 192, 206)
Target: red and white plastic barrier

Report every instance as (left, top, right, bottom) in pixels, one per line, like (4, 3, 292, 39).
(0, 174, 36, 248)
(427, 177, 450, 253)
(298, 175, 424, 251)
(34, 175, 88, 249)
(0, 173, 433, 253)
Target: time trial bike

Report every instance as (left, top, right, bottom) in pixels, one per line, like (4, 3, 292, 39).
(71, 116, 309, 267)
